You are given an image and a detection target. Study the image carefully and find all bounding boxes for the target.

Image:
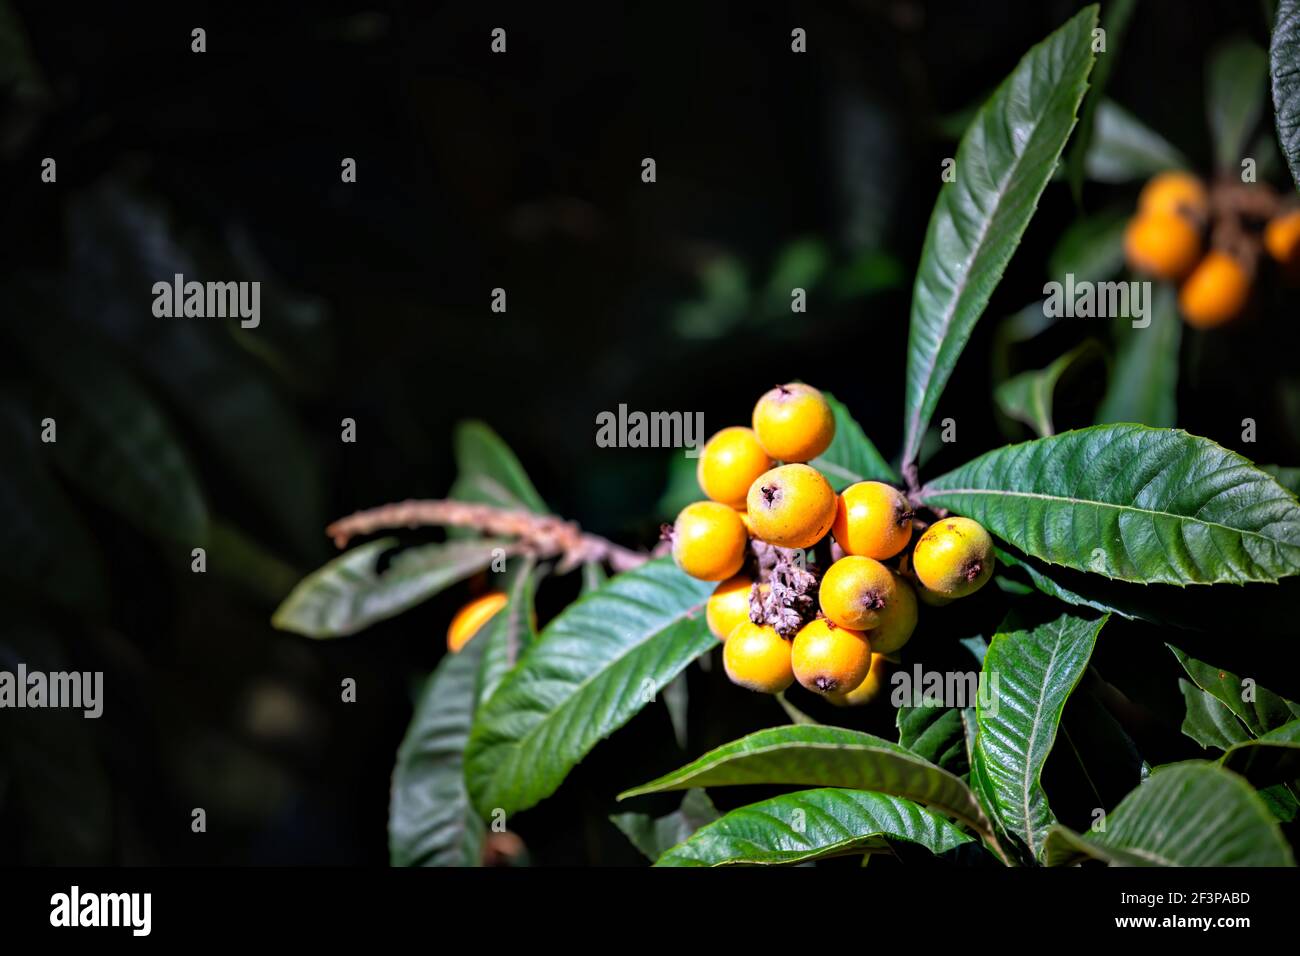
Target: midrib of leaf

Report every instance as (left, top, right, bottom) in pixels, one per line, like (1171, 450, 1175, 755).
(905, 44, 1088, 463)
(1016, 628, 1063, 860)
(921, 486, 1298, 557)
(478, 596, 707, 787)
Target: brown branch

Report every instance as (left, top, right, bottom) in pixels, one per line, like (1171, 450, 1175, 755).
(325, 499, 652, 573)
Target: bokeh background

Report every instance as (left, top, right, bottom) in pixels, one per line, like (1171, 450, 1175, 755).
(3, 0, 1298, 864)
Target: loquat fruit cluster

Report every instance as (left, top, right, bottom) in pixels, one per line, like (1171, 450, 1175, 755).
(670, 383, 996, 708)
(1124, 170, 1300, 329)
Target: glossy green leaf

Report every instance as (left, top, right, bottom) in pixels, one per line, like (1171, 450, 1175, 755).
(448, 420, 549, 514)
(971, 611, 1106, 860)
(1065, 0, 1136, 201)
(1208, 39, 1268, 173)
(1083, 100, 1189, 182)
(1044, 762, 1294, 866)
(464, 558, 713, 817)
(618, 724, 996, 845)
(896, 704, 970, 775)
(272, 538, 510, 638)
(1272, 0, 1300, 191)
(1096, 284, 1181, 428)
(920, 424, 1300, 585)
(1179, 680, 1252, 751)
(1169, 645, 1300, 736)
(995, 340, 1103, 438)
(811, 393, 900, 489)
(901, 6, 1098, 468)
(474, 560, 539, 707)
(388, 639, 489, 867)
(655, 788, 973, 867)
(611, 789, 719, 862)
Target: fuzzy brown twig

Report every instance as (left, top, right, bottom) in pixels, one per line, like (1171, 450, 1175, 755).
(325, 499, 652, 573)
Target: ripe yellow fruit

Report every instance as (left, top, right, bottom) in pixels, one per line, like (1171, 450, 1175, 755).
(1178, 250, 1250, 329)
(818, 555, 899, 631)
(752, 383, 836, 463)
(791, 619, 872, 695)
(899, 552, 952, 607)
(746, 463, 837, 549)
(707, 576, 754, 641)
(447, 592, 508, 652)
(911, 517, 995, 599)
(1265, 210, 1300, 269)
(1124, 211, 1201, 280)
(672, 501, 748, 581)
(866, 573, 917, 655)
(832, 481, 913, 560)
(697, 427, 773, 508)
(723, 621, 794, 693)
(827, 653, 889, 708)
(1138, 171, 1209, 221)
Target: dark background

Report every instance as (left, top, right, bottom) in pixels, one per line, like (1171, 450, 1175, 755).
(2, 0, 1296, 865)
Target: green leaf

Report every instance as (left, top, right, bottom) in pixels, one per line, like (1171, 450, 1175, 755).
(996, 546, 1156, 622)
(272, 538, 510, 637)
(448, 420, 549, 514)
(610, 789, 719, 862)
(1065, 0, 1137, 202)
(1208, 39, 1268, 173)
(474, 560, 539, 707)
(1169, 645, 1300, 736)
(1043, 762, 1294, 866)
(618, 724, 997, 846)
(1083, 100, 1189, 182)
(971, 611, 1106, 861)
(1263, 465, 1300, 495)
(896, 704, 970, 775)
(920, 424, 1300, 585)
(810, 393, 900, 489)
(901, 6, 1098, 468)
(388, 640, 489, 867)
(1271, 0, 1300, 191)
(464, 558, 714, 817)
(995, 340, 1103, 438)
(654, 788, 973, 867)
(1095, 284, 1181, 428)
(1259, 784, 1300, 822)
(1220, 720, 1300, 787)
(1179, 679, 1252, 751)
